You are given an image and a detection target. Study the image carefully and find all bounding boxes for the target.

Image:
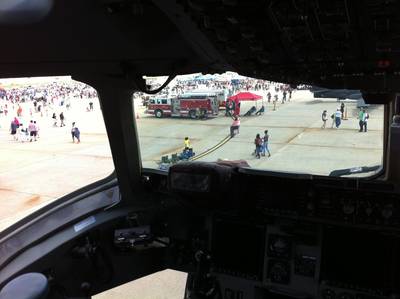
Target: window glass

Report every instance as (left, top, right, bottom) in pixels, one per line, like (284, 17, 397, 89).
(0, 76, 114, 231)
(135, 73, 384, 177)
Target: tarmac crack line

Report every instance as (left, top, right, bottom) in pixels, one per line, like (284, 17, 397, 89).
(0, 147, 112, 160)
(0, 154, 112, 177)
(0, 187, 53, 199)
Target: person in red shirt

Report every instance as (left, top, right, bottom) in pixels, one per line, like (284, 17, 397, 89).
(13, 117, 19, 127)
(17, 106, 22, 117)
(234, 101, 241, 116)
(254, 134, 263, 159)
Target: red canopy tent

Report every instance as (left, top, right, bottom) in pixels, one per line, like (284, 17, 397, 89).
(227, 92, 263, 116)
(228, 92, 262, 102)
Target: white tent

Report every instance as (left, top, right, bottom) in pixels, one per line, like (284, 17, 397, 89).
(194, 74, 216, 81)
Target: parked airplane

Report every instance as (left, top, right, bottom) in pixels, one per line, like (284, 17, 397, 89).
(310, 86, 363, 100)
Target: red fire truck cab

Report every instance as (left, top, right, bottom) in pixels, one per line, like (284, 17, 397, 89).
(146, 95, 219, 119)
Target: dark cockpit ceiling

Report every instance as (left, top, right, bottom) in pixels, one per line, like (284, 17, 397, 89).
(0, 0, 399, 96)
(0, 0, 228, 79)
(178, 0, 400, 91)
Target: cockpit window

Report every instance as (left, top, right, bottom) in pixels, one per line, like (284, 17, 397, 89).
(0, 76, 114, 232)
(135, 73, 384, 177)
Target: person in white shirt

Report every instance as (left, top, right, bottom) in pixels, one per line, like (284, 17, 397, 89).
(28, 120, 36, 142)
(334, 108, 342, 128)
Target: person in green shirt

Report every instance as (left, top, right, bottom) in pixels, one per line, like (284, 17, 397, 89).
(358, 109, 364, 132)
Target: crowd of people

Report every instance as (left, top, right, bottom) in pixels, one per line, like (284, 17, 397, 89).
(1, 80, 96, 144)
(1, 80, 97, 104)
(171, 77, 272, 95)
(142, 74, 292, 105)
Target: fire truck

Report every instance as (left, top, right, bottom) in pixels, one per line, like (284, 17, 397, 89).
(184, 90, 228, 108)
(146, 94, 219, 119)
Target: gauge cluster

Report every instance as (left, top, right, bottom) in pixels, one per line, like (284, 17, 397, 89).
(248, 174, 400, 230)
(209, 216, 400, 299)
(280, 189, 400, 229)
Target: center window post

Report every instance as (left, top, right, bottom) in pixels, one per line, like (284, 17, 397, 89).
(77, 75, 142, 202)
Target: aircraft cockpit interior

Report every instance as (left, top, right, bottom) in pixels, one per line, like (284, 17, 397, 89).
(1, 1, 400, 299)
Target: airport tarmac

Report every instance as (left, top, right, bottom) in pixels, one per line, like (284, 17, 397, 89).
(0, 99, 114, 230)
(0, 89, 384, 298)
(137, 90, 383, 175)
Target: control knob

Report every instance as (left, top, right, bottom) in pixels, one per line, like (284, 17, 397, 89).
(306, 201, 315, 214)
(268, 261, 290, 284)
(381, 204, 393, 220)
(267, 235, 291, 258)
(343, 203, 355, 215)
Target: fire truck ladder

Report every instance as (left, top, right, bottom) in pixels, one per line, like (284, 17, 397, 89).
(190, 134, 232, 161)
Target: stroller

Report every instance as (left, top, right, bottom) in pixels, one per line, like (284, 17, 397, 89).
(19, 126, 29, 142)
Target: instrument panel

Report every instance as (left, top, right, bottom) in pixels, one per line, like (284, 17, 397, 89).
(154, 164, 400, 299)
(210, 217, 400, 299)
(205, 172, 400, 299)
